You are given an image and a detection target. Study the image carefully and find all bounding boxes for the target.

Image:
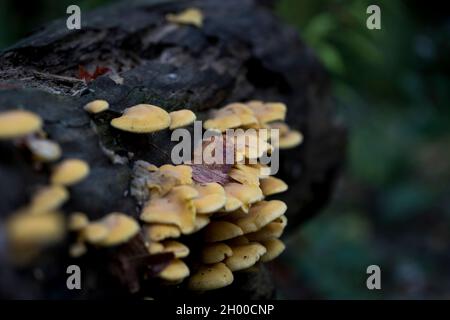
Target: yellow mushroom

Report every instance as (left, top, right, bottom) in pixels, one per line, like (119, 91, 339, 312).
(68, 212, 89, 232)
(161, 240, 190, 258)
(6, 211, 65, 246)
(140, 185, 198, 234)
(193, 182, 226, 214)
(166, 8, 203, 28)
(144, 224, 181, 242)
(188, 262, 234, 291)
(69, 242, 87, 258)
(159, 164, 193, 185)
(29, 185, 69, 215)
(83, 100, 109, 114)
(169, 109, 196, 129)
(83, 223, 109, 244)
(159, 259, 190, 282)
(51, 159, 90, 186)
(201, 243, 233, 264)
(0, 110, 42, 139)
(260, 176, 288, 196)
(233, 200, 287, 234)
(223, 183, 263, 208)
(269, 122, 303, 149)
(260, 238, 285, 262)
(204, 221, 243, 242)
(110, 104, 170, 133)
(229, 164, 261, 186)
(246, 215, 287, 241)
(224, 243, 267, 271)
(246, 101, 287, 124)
(96, 212, 140, 246)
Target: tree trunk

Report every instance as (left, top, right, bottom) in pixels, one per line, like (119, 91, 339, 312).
(0, 0, 346, 299)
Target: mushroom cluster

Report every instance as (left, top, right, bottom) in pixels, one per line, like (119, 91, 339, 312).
(0, 109, 92, 263)
(3, 99, 302, 293)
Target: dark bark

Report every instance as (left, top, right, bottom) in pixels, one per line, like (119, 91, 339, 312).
(0, 0, 346, 299)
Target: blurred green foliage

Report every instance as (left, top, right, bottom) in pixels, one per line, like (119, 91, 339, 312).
(1, 0, 449, 299)
(277, 0, 450, 299)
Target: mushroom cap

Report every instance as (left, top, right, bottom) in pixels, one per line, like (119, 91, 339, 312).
(223, 195, 243, 212)
(110, 104, 170, 133)
(189, 215, 210, 234)
(96, 212, 140, 246)
(226, 235, 249, 246)
(26, 138, 61, 162)
(0, 110, 42, 139)
(246, 215, 287, 241)
(193, 183, 226, 214)
(233, 200, 287, 234)
(229, 164, 260, 186)
(146, 241, 165, 254)
(260, 238, 285, 262)
(260, 176, 288, 196)
(224, 183, 263, 207)
(278, 130, 303, 149)
(29, 185, 69, 215)
(201, 243, 233, 264)
(159, 259, 190, 281)
(140, 185, 198, 234)
(188, 262, 234, 291)
(83, 100, 109, 114)
(7, 211, 65, 245)
(166, 8, 203, 28)
(224, 243, 267, 271)
(204, 221, 243, 242)
(159, 164, 193, 185)
(144, 224, 181, 242)
(204, 114, 241, 132)
(68, 212, 89, 231)
(51, 159, 90, 186)
(83, 223, 109, 244)
(222, 103, 258, 126)
(161, 240, 190, 258)
(247, 101, 287, 124)
(169, 109, 196, 129)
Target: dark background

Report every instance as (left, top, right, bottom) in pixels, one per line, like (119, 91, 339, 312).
(1, 0, 449, 299)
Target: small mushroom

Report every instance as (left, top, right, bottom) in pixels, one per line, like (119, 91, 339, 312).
(0, 110, 42, 139)
(29, 185, 69, 215)
(69, 242, 87, 258)
(233, 200, 287, 234)
(95, 212, 140, 246)
(161, 240, 190, 258)
(169, 109, 196, 129)
(6, 211, 65, 246)
(68, 212, 89, 231)
(204, 114, 241, 132)
(246, 101, 287, 124)
(158, 259, 190, 282)
(229, 164, 261, 186)
(246, 215, 287, 241)
(190, 215, 210, 233)
(140, 185, 198, 234)
(144, 224, 181, 242)
(110, 104, 170, 133)
(260, 176, 288, 196)
(204, 221, 243, 242)
(260, 238, 285, 262)
(159, 164, 193, 185)
(222, 195, 243, 212)
(193, 182, 226, 214)
(269, 122, 303, 149)
(26, 137, 61, 162)
(223, 183, 263, 208)
(188, 262, 234, 291)
(166, 8, 203, 28)
(83, 223, 109, 244)
(201, 243, 233, 264)
(224, 243, 267, 271)
(83, 100, 109, 114)
(51, 159, 90, 186)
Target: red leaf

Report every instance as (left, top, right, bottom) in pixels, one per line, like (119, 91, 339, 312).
(78, 65, 110, 82)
